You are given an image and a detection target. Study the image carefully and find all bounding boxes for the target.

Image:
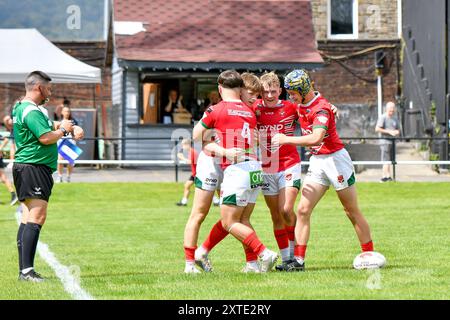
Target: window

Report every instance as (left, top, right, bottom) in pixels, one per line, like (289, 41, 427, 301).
(328, 0, 358, 39)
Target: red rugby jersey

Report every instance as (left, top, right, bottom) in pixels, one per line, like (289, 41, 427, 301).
(201, 100, 258, 169)
(254, 99, 301, 173)
(298, 92, 344, 155)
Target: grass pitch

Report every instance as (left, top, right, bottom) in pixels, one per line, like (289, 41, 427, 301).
(0, 182, 449, 300)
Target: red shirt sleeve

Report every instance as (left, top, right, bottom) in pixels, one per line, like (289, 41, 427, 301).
(312, 108, 330, 130)
(200, 106, 217, 129)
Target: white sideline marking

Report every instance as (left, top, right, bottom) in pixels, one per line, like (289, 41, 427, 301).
(15, 209, 94, 300)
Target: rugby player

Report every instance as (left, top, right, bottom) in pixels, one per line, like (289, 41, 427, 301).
(273, 69, 375, 271)
(193, 70, 278, 273)
(194, 72, 264, 273)
(183, 118, 224, 273)
(176, 139, 198, 206)
(254, 72, 300, 270)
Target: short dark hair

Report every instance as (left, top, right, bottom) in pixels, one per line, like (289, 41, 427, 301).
(217, 70, 243, 89)
(63, 97, 71, 106)
(25, 70, 52, 91)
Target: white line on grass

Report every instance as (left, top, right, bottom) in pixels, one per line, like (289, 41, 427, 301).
(15, 208, 94, 300)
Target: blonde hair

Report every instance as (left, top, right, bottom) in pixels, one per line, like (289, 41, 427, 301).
(259, 71, 280, 88)
(241, 72, 262, 93)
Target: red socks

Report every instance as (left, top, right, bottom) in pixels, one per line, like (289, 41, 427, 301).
(274, 229, 289, 250)
(243, 245, 258, 262)
(184, 246, 197, 262)
(294, 245, 307, 260)
(202, 220, 229, 251)
(361, 240, 374, 252)
(243, 232, 266, 256)
(285, 225, 295, 243)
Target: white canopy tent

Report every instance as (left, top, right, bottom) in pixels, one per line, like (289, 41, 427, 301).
(0, 29, 101, 83)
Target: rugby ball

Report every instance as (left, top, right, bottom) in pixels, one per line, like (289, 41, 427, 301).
(353, 251, 386, 270)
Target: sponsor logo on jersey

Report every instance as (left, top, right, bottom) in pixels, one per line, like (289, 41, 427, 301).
(227, 109, 253, 118)
(259, 124, 284, 131)
(317, 116, 328, 124)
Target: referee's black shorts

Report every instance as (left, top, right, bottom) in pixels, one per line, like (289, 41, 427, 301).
(13, 163, 54, 202)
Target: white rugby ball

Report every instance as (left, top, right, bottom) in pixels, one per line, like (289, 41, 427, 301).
(353, 251, 386, 270)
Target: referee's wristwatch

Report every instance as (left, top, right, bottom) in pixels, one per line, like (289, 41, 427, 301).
(60, 127, 69, 136)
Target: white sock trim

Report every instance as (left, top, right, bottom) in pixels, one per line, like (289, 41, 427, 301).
(280, 248, 291, 262)
(22, 267, 33, 274)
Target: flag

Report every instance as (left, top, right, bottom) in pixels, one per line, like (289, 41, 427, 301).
(58, 139, 83, 165)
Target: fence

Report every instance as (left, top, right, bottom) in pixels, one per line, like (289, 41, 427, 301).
(5, 136, 449, 182)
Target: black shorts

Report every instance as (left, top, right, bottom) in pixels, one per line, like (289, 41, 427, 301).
(13, 163, 54, 202)
(0, 157, 4, 169)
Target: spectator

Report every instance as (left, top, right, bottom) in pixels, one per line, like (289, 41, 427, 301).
(163, 89, 189, 124)
(56, 105, 79, 183)
(176, 139, 198, 206)
(206, 90, 221, 108)
(0, 134, 18, 205)
(193, 91, 222, 121)
(3, 100, 20, 169)
(375, 101, 400, 182)
(54, 96, 71, 121)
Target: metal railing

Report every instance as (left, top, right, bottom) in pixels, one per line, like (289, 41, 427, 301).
(4, 136, 448, 182)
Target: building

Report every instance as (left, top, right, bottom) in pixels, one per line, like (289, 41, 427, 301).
(112, 0, 324, 160)
(402, 0, 449, 163)
(309, 0, 401, 139)
(0, 0, 112, 142)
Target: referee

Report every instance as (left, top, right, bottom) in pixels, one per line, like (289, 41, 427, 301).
(13, 71, 84, 282)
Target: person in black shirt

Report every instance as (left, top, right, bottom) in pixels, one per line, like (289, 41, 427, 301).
(163, 89, 189, 124)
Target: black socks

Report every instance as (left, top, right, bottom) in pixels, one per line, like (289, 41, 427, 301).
(21, 223, 42, 270)
(17, 223, 26, 271)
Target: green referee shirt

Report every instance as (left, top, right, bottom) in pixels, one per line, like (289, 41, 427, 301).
(12, 100, 57, 172)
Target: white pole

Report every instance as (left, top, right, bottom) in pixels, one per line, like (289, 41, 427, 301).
(397, 0, 402, 39)
(377, 74, 383, 118)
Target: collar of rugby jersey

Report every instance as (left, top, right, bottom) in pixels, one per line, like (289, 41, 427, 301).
(262, 99, 283, 108)
(300, 91, 321, 108)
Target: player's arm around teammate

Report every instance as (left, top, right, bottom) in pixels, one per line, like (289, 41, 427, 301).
(271, 70, 374, 271)
(188, 73, 264, 274)
(192, 71, 278, 273)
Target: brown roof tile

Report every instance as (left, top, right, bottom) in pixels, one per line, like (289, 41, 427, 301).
(114, 0, 323, 64)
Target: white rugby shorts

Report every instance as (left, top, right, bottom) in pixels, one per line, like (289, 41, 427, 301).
(194, 151, 223, 191)
(220, 160, 262, 207)
(304, 148, 355, 191)
(261, 163, 302, 196)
